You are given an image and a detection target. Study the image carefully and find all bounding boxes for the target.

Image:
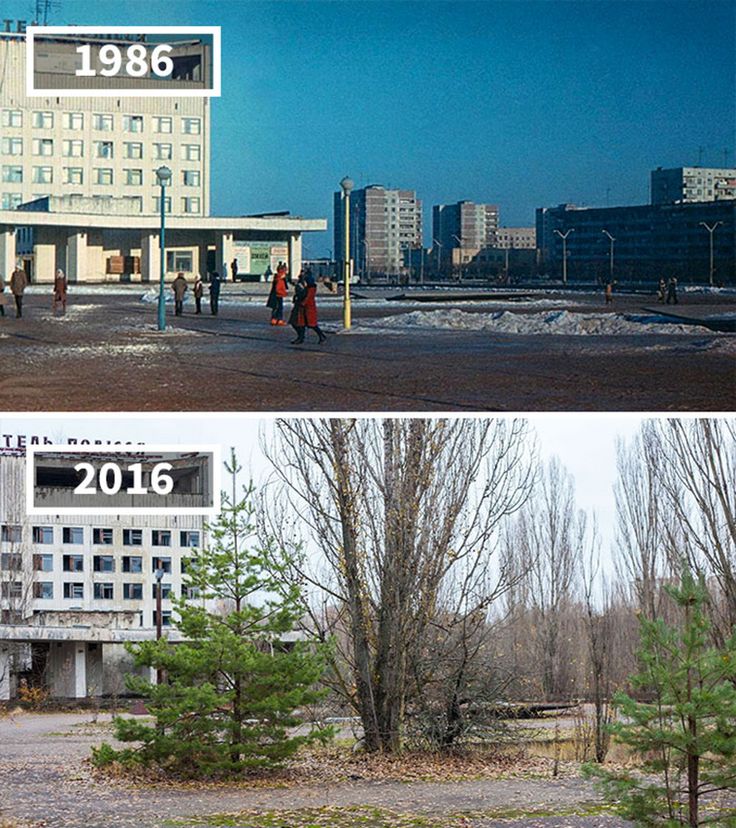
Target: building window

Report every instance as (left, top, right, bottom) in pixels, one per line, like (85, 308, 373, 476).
(122, 555, 143, 572)
(182, 197, 200, 214)
(182, 117, 201, 135)
(128, 196, 143, 213)
(32, 111, 54, 129)
(152, 530, 171, 547)
(63, 167, 84, 185)
(32, 166, 53, 184)
(1, 166, 23, 183)
(63, 112, 84, 130)
(181, 584, 200, 599)
(34, 582, 53, 599)
(179, 530, 200, 547)
(1, 525, 22, 544)
(1, 581, 23, 599)
(153, 196, 172, 213)
(151, 556, 172, 573)
(95, 141, 114, 159)
(93, 527, 113, 545)
(123, 583, 143, 600)
(93, 555, 115, 573)
(124, 142, 143, 159)
(63, 140, 84, 158)
(93, 113, 113, 131)
(62, 526, 84, 544)
(123, 529, 142, 546)
(182, 170, 200, 187)
(33, 553, 53, 572)
(93, 582, 114, 600)
(63, 554, 84, 572)
(1, 553, 22, 570)
(63, 582, 84, 599)
(153, 143, 172, 160)
(181, 144, 201, 162)
(32, 138, 54, 156)
(1, 193, 22, 209)
(152, 583, 173, 599)
(32, 526, 53, 544)
(154, 116, 172, 134)
(94, 168, 114, 186)
(152, 610, 172, 627)
(1, 138, 23, 155)
(166, 251, 193, 272)
(1, 109, 22, 127)
(124, 168, 143, 186)
(123, 115, 143, 133)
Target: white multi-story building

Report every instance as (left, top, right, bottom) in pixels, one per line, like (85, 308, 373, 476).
(651, 166, 736, 205)
(0, 451, 205, 699)
(0, 31, 211, 216)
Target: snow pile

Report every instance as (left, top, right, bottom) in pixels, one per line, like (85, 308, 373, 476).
(350, 309, 719, 336)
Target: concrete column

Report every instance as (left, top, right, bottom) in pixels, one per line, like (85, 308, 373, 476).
(0, 227, 16, 279)
(288, 233, 302, 280)
(74, 644, 87, 699)
(215, 232, 233, 281)
(0, 646, 11, 701)
(66, 231, 87, 283)
(34, 242, 56, 283)
(140, 232, 160, 284)
(197, 242, 209, 279)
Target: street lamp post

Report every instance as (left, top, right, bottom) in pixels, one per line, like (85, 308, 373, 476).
(700, 221, 724, 286)
(155, 166, 172, 331)
(340, 176, 354, 330)
(154, 562, 164, 685)
(452, 234, 463, 282)
(432, 238, 443, 279)
(602, 230, 616, 281)
(361, 238, 370, 282)
(553, 228, 574, 285)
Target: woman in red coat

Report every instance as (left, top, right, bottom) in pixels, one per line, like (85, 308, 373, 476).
(267, 262, 289, 325)
(290, 271, 326, 344)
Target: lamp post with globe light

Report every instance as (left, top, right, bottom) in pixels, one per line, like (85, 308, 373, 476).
(155, 165, 172, 331)
(340, 177, 353, 329)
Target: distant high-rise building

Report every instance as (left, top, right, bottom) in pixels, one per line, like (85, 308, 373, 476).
(334, 184, 422, 277)
(432, 201, 499, 267)
(651, 166, 736, 205)
(495, 227, 536, 249)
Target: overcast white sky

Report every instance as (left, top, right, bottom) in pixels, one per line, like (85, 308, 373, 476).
(0, 413, 666, 562)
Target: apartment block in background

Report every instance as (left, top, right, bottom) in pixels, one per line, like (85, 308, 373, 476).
(651, 166, 736, 205)
(432, 201, 499, 269)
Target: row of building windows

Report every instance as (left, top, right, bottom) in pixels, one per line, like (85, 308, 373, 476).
(1, 552, 188, 574)
(0, 192, 201, 213)
(2, 578, 191, 608)
(1, 138, 202, 161)
(1, 110, 202, 135)
(0, 525, 200, 547)
(2, 166, 201, 187)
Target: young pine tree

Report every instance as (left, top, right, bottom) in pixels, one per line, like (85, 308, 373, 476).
(586, 571, 736, 827)
(94, 451, 332, 778)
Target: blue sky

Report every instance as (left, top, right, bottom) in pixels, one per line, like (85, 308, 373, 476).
(8, 0, 735, 255)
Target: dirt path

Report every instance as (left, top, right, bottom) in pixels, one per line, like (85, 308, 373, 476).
(0, 712, 629, 828)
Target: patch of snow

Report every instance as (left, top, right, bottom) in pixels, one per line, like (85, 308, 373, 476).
(344, 309, 722, 336)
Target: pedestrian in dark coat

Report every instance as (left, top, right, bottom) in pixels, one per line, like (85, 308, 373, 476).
(10, 265, 27, 318)
(171, 272, 188, 316)
(291, 271, 326, 344)
(193, 274, 204, 314)
(266, 265, 289, 325)
(0, 273, 6, 317)
(231, 258, 239, 282)
(209, 271, 221, 315)
(52, 268, 68, 314)
(666, 277, 679, 305)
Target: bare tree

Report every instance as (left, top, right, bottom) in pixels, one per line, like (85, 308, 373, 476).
(261, 418, 536, 752)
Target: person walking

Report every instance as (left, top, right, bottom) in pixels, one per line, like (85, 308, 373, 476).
(666, 276, 679, 305)
(10, 263, 27, 318)
(290, 271, 326, 345)
(171, 271, 188, 316)
(0, 272, 6, 317)
(209, 271, 221, 316)
(604, 281, 614, 305)
(193, 274, 204, 314)
(52, 268, 68, 315)
(266, 262, 289, 325)
(231, 258, 239, 282)
(657, 277, 666, 303)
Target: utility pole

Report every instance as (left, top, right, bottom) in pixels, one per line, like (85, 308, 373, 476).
(602, 230, 615, 281)
(554, 229, 574, 286)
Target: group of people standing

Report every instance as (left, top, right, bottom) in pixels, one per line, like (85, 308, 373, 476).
(657, 277, 679, 304)
(0, 263, 67, 318)
(170, 271, 221, 316)
(267, 262, 326, 344)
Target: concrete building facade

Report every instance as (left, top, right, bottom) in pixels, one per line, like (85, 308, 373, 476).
(0, 31, 211, 216)
(0, 450, 203, 699)
(651, 166, 736, 205)
(495, 226, 536, 249)
(432, 201, 499, 268)
(334, 185, 422, 277)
